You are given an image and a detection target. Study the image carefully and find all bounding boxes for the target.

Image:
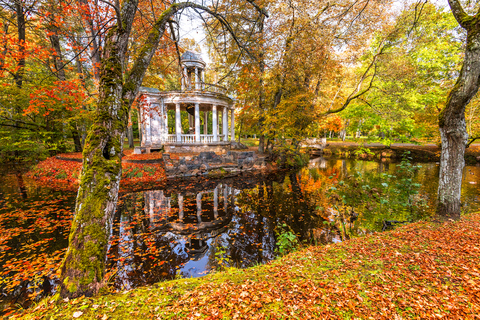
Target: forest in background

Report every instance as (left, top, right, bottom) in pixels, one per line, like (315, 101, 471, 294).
(0, 0, 477, 160)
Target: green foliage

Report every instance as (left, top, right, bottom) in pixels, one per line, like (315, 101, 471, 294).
(275, 224, 298, 255)
(340, 3, 463, 143)
(329, 152, 429, 231)
(274, 142, 310, 168)
(353, 146, 375, 157)
(214, 244, 232, 271)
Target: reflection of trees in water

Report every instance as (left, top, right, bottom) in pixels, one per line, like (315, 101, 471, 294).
(107, 183, 236, 290)
(106, 161, 480, 291)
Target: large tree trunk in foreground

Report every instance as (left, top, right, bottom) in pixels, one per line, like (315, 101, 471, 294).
(59, 25, 128, 297)
(437, 1, 480, 220)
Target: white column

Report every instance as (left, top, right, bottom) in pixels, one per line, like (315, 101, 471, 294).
(195, 67, 199, 90)
(182, 67, 187, 90)
(212, 105, 218, 141)
(178, 194, 184, 222)
(146, 102, 152, 145)
(183, 67, 190, 90)
(175, 103, 181, 142)
(230, 108, 235, 141)
(222, 106, 228, 140)
(161, 99, 166, 142)
(196, 193, 202, 223)
(164, 105, 168, 137)
(223, 185, 228, 213)
(203, 111, 208, 135)
(195, 103, 200, 142)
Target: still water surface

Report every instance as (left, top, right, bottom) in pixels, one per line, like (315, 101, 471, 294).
(0, 158, 479, 307)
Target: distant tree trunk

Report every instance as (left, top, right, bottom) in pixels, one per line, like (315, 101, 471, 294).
(258, 135, 265, 153)
(15, 2, 25, 88)
(436, 0, 480, 220)
(127, 110, 134, 148)
(71, 126, 83, 152)
(257, 15, 266, 154)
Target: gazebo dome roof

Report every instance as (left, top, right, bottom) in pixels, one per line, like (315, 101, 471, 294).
(181, 51, 206, 68)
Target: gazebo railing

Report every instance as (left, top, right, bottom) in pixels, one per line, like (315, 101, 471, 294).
(183, 81, 228, 95)
(165, 134, 227, 144)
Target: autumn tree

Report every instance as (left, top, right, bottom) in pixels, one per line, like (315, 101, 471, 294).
(206, 0, 395, 153)
(0, 0, 92, 157)
(338, 3, 464, 142)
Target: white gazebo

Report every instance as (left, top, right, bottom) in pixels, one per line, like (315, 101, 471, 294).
(136, 51, 235, 153)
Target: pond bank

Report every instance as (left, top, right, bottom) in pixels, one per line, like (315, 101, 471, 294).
(321, 141, 480, 164)
(27, 150, 277, 192)
(11, 212, 480, 319)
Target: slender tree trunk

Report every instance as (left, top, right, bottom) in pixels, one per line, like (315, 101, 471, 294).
(127, 110, 134, 148)
(0, 17, 10, 72)
(437, 1, 480, 220)
(257, 16, 266, 154)
(49, 32, 66, 81)
(15, 2, 25, 88)
(78, 0, 102, 82)
(72, 126, 83, 152)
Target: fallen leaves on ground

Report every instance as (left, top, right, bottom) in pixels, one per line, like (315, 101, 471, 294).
(11, 212, 480, 319)
(26, 156, 166, 193)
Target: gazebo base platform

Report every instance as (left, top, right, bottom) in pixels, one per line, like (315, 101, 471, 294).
(135, 142, 232, 154)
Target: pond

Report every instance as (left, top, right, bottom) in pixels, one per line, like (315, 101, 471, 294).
(1, 158, 479, 313)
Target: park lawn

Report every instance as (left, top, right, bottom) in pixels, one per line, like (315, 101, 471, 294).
(11, 213, 480, 319)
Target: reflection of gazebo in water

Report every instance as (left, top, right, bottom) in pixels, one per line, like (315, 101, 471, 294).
(137, 51, 235, 153)
(144, 184, 234, 259)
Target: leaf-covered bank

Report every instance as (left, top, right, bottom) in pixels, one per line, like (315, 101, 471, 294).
(26, 154, 166, 193)
(12, 212, 480, 319)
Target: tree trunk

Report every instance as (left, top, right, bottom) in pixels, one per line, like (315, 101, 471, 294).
(59, 25, 128, 298)
(437, 1, 480, 220)
(258, 135, 265, 153)
(15, 2, 25, 88)
(127, 110, 134, 148)
(257, 16, 266, 154)
(72, 126, 83, 152)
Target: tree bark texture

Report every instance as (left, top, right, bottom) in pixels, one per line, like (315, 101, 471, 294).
(59, 24, 128, 297)
(438, 1, 480, 220)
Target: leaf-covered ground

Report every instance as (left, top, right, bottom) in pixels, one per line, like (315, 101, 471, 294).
(26, 155, 166, 193)
(11, 212, 480, 319)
